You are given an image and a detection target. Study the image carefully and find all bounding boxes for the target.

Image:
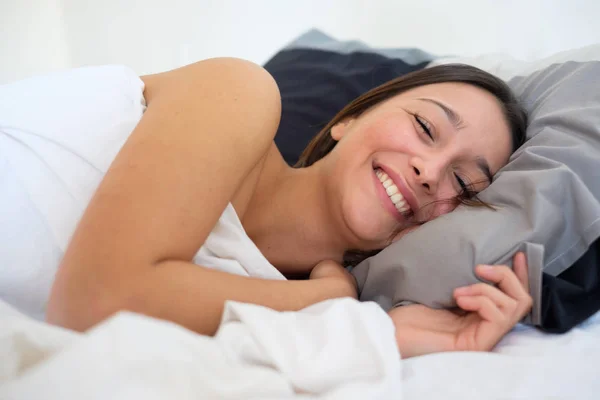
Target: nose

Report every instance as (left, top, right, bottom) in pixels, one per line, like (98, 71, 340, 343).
(410, 156, 442, 194)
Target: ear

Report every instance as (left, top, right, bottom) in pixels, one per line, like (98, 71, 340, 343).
(330, 118, 355, 141)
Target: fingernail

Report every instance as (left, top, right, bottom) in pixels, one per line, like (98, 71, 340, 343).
(455, 287, 469, 295)
(477, 265, 495, 273)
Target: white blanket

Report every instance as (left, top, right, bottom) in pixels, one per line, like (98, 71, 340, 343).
(1, 298, 600, 400)
(0, 298, 400, 400)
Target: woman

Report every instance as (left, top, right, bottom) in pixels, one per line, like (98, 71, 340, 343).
(45, 57, 532, 358)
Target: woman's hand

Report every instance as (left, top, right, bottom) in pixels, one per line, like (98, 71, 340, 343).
(309, 260, 359, 300)
(388, 252, 532, 358)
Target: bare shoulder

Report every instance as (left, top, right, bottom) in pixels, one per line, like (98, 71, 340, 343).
(142, 57, 280, 97)
(141, 58, 281, 143)
(142, 57, 279, 93)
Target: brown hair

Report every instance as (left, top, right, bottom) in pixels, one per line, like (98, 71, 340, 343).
(293, 64, 528, 266)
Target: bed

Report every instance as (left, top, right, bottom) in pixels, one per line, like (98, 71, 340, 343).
(2, 2, 600, 399)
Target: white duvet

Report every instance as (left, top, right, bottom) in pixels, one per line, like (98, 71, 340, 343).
(1, 298, 599, 400)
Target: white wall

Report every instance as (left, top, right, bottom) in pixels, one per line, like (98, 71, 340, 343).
(2, 0, 600, 84)
(1, 0, 71, 83)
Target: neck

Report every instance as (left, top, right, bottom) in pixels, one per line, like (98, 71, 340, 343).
(242, 149, 348, 276)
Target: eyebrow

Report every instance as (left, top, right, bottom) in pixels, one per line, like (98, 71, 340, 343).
(417, 97, 465, 130)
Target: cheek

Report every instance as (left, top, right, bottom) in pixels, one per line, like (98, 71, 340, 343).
(362, 115, 415, 150)
(420, 193, 458, 221)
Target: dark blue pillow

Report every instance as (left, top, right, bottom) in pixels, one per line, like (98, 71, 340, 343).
(263, 29, 435, 166)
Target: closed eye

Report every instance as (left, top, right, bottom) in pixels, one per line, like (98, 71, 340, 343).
(455, 173, 479, 198)
(414, 113, 433, 140)
(454, 173, 468, 192)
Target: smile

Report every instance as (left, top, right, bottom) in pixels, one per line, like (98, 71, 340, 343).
(375, 168, 411, 214)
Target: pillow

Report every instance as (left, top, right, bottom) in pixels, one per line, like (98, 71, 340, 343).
(351, 46, 600, 331)
(263, 29, 436, 166)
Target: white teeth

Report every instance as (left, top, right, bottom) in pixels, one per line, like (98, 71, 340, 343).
(375, 168, 411, 213)
(390, 194, 403, 203)
(385, 184, 398, 196)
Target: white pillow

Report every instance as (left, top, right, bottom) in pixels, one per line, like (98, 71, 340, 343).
(428, 42, 600, 80)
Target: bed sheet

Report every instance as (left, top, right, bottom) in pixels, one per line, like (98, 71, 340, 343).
(1, 297, 599, 400)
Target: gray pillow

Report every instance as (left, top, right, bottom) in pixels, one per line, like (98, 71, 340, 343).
(351, 46, 600, 326)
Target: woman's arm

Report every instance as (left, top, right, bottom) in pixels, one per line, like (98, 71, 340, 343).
(46, 58, 355, 334)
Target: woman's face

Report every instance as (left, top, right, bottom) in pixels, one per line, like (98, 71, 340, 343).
(323, 82, 512, 249)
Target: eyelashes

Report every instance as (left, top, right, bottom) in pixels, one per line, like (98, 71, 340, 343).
(414, 113, 433, 139)
(454, 173, 468, 192)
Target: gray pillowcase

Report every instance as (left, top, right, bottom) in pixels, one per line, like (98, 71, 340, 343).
(351, 49, 600, 326)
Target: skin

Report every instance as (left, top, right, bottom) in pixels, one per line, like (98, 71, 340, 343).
(46, 58, 531, 357)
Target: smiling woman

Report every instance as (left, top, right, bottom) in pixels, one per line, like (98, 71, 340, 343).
(29, 57, 531, 358)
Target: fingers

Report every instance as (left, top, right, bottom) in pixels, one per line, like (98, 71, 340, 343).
(476, 256, 531, 306)
(309, 260, 359, 299)
(456, 295, 503, 322)
(454, 282, 517, 313)
(475, 265, 522, 300)
(309, 260, 346, 280)
(456, 252, 533, 321)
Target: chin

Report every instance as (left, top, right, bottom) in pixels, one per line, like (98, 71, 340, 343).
(342, 199, 394, 248)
